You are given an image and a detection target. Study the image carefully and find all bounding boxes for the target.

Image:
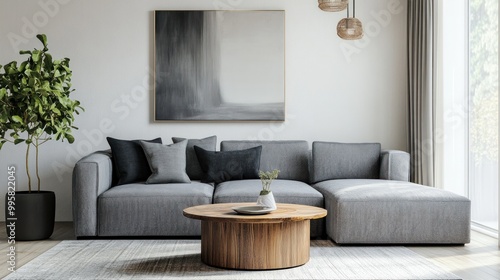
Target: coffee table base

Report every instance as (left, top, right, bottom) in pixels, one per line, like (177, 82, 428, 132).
(201, 220, 310, 270)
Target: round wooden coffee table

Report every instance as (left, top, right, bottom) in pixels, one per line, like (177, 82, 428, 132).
(183, 203, 327, 270)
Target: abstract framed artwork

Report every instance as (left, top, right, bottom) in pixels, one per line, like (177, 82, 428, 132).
(154, 10, 285, 121)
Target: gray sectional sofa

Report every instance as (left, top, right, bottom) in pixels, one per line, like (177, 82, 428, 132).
(72, 139, 471, 244)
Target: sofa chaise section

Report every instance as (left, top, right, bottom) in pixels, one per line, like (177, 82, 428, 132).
(311, 141, 471, 244)
(314, 179, 471, 244)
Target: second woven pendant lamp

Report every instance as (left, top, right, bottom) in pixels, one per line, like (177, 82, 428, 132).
(337, 0, 364, 40)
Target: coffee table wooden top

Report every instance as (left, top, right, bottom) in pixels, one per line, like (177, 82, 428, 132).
(183, 203, 327, 224)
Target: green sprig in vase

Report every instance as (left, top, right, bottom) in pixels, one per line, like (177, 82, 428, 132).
(256, 169, 280, 210)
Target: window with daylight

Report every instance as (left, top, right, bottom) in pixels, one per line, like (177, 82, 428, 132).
(468, 0, 498, 232)
(440, 0, 498, 235)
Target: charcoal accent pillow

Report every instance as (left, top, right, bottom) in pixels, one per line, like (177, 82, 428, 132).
(106, 137, 162, 185)
(194, 145, 262, 184)
(139, 140, 191, 184)
(172, 136, 217, 180)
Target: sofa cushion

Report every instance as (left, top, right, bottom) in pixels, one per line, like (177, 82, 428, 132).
(172, 136, 217, 180)
(313, 179, 471, 244)
(214, 179, 324, 205)
(213, 179, 325, 237)
(106, 137, 162, 185)
(311, 142, 381, 183)
(221, 140, 309, 182)
(140, 140, 190, 184)
(194, 146, 262, 184)
(97, 182, 213, 236)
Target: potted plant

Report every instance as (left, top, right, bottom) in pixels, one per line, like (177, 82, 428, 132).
(0, 34, 83, 241)
(256, 169, 280, 210)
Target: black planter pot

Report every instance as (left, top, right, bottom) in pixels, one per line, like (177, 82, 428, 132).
(5, 191, 55, 241)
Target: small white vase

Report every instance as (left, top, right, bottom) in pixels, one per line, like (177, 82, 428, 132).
(256, 191, 277, 210)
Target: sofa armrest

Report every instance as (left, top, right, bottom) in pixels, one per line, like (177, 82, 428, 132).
(72, 151, 113, 237)
(379, 150, 410, 181)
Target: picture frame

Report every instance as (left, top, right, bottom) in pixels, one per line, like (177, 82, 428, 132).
(154, 10, 285, 121)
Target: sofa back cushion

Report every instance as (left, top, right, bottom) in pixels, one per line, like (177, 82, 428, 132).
(221, 140, 309, 182)
(172, 136, 217, 180)
(311, 142, 381, 184)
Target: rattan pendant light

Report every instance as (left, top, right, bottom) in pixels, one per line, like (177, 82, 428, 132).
(318, 0, 348, 12)
(337, 0, 364, 40)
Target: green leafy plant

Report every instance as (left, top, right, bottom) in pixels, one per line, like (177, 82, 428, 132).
(0, 34, 83, 192)
(258, 169, 280, 195)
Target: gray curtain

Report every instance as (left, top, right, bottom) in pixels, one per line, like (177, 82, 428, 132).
(407, 0, 436, 186)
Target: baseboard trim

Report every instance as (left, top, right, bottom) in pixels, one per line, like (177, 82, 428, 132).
(472, 223, 498, 238)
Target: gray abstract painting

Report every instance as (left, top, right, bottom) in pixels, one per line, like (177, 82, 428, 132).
(154, 10, 285, 121)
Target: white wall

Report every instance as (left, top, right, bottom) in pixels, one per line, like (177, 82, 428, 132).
(0, 0, 408, 221)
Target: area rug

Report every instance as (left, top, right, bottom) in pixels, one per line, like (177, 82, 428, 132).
(4, 240, 460, 280)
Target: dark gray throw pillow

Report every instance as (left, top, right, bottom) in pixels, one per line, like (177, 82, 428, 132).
(194, 145, 262, 184)
(172, 136, 217, 180)
(140, 140, 191, 184)
(106, 137, 162, 185)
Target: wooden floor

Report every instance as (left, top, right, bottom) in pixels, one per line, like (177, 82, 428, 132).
(0, 222, 75, 279)
(0, 222, 498, 280)
(409, 232, 500, 280)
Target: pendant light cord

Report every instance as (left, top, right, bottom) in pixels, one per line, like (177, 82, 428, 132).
(353, 0, 356, 18)
(346, 0, 350, 29)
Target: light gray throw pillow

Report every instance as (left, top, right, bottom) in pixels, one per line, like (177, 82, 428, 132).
(172, 136, 217, 180)
(140, 140, 191, 184)
(311, 142, 381, 183)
